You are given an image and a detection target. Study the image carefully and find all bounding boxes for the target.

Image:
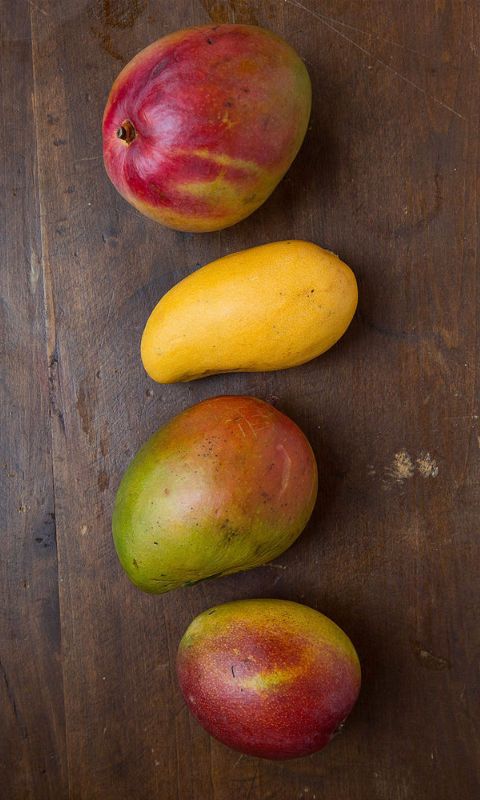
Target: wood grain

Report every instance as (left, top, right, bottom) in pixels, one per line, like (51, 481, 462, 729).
(0, 1, 67, 797)
(1, 0, 479, 797)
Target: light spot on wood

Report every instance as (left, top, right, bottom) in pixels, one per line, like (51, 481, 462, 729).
(416, 452, 439, 478)
(387, 449, 415, 483)
(412, 641, 450, 670)
(383, 449, 439, 486)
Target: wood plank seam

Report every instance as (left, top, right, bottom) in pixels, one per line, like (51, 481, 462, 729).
(29, 3, 70, 796)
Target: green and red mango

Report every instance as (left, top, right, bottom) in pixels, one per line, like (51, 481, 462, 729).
(177, 599, 361, 759)
(112, 396, 317, 593)
(102, 24, 311, 231)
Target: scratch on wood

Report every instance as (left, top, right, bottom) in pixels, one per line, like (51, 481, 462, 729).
(28, 0, 49, 15)
(287, 2, 427, 57)
(105, 287, 116, 328)
(412, 641, 450, 670)
(29, 252, 41, 294)
(284, 0, 466, 120)
(0, 659, 28, 739)
(245, 767, 259, 800)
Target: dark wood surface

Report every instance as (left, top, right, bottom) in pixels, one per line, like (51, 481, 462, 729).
(1, 1, 479, 797)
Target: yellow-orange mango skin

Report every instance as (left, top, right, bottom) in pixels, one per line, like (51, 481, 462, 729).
(141, 241, 358, 383)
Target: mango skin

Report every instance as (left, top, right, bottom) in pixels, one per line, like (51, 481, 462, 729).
(112, 397, 317, 594)
(102, 24, 311, 232)
(177, 599, 361, 759)
(141, 241, 358, 383)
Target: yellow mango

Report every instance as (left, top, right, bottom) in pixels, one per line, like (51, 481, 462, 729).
(141, 240, 358, 383)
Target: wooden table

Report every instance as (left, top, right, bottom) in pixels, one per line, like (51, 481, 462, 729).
(2, 1, 479, 798)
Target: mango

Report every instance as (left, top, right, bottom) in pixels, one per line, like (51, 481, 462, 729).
(177, 599, 361, 759)
(141, 240, 358, 383)
(102, 25, 311, 232)
(112, 396, 317, 593)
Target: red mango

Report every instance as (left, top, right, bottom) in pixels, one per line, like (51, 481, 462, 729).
(177, 599, 361, 759)
(103, 24, 311, 232)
